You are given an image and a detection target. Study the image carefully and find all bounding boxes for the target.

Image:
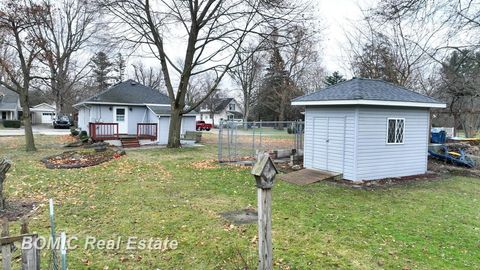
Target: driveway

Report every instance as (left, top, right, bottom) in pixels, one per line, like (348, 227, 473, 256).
(0, 124, 70, 136)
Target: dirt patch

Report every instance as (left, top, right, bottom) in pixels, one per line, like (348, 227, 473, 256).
(42, 149, 124, 169)
(328, 159, 480, 189)
(329, 172, 441, 189)
(427, 159, 480, 178)
(220, 208, 258, 225)
(0, 199, 38, 221)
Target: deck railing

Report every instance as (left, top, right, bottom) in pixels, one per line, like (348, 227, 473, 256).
(89, 122, 119, 141)
(137, 123, 158, 141)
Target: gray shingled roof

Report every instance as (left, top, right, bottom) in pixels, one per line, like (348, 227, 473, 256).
(147, 105, 198, 116)
(213, 98, 234, 112)
(293, 78, 443, 104)
(0, 86, 19, 111)
(81, 80, 170, 105)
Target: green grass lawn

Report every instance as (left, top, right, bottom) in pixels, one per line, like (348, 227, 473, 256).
(1, 135, 479, 269)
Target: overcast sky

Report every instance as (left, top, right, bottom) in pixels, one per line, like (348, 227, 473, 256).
(120, 0, 376, 94)
(315, 0, 374, 76)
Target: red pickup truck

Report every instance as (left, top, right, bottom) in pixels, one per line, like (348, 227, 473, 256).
(196, 121, 213, 131)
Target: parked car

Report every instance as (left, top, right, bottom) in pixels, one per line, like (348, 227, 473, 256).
(196, 120, 212, 131)
(53, 116, 73, 129)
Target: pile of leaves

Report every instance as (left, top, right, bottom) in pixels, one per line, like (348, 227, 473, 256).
(42, 149, 122, 169)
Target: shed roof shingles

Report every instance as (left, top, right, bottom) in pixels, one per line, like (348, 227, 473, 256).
(293, 78, 442, 104)
(83, 80, 170, 105)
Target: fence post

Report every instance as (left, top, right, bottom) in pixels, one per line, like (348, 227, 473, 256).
(259, 120, 263, 155)
(60, 232, 67, 270)
(234, 122, 238, 162)
(251, 155, 278, 270)
(252, 121, 256, 158)
(218, 120, 223, 162)
(21, 219, 40, 270)
(49, 199, 59, 270)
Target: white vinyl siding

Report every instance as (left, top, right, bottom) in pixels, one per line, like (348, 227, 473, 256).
(304, 106, 356, 180)
(303, 106, 430, 181)
(356, 107, 429, 181)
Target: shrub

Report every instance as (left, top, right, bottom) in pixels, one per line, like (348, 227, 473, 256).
(79, 131, 89, 143)
(70, 127, 79, 136)
(287, 127, 293, 134)
(2, 120, 21, 128)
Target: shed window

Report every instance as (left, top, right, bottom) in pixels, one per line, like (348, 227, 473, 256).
(387, 118, 404, 144)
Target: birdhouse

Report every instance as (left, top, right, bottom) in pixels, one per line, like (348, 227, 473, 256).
(251, 155, 278, 189)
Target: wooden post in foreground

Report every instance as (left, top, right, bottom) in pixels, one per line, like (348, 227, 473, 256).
(251, 155, 278, 270)
(2, 219, 12, 270)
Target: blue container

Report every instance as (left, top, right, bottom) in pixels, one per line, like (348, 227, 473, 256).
(431, 130, 446, 144)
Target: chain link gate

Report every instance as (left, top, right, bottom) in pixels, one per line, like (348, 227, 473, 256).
(218, 120, 304, 164)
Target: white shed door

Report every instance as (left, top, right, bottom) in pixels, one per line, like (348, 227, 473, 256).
(312, 117, 345, 173)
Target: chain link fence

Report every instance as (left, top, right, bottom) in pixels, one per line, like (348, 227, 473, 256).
(217, 120, 304, 163)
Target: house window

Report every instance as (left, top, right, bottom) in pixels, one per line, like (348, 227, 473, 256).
(228, 114, 234, 120)
(228, 103, 235, 111)
(1, 112, 6, 120)
(387, 118, 405, 144)
(116, 108, 125, 121)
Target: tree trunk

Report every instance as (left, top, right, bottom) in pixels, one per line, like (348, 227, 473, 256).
(210, 112, 215, 127)
(167, 107, 183, 148)
(0, 159, 11, 210)
(243, 101, 250, 128)
(19, 94, 36, 152)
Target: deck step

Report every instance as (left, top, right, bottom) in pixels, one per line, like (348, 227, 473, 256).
(120, 138, 140, 148)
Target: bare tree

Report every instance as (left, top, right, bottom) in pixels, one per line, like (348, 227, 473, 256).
(30, 0, 97, 114)
(283, 23, 323, 93)
(0, 0, 45, 151)
(229, 45, 262, 123)
(101, 0, 304, 147)
(131, 62, 163, 91)
(437, 49, 480, 137)
(346, 13, 434, 88)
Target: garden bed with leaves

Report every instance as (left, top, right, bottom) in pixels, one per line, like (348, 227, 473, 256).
(41, 149, 124, 169)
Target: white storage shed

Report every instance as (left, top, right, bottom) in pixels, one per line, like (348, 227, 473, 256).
(292, 78, 446, 182)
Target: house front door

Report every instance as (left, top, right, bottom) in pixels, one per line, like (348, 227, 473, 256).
(113, 107, 128, 134)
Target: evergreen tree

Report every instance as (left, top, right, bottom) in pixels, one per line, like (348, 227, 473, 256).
(90, 51, 113, 90)
(323, 71, 346, 86)
(114, 53, 126, 82)
(256, 40, 302, 123)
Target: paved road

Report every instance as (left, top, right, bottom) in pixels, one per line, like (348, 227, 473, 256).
(0, 124, 70, 136)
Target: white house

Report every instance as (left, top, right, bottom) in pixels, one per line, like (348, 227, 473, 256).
(31, 103, 56, 124)
(292, 78, 446, 182)
(74, 80, 197, 147)
(197, 98, 243, 126)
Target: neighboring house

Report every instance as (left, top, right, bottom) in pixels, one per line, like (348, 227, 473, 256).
(292, 78, 446, 182)
(0, 86, 20, 122)
(74, 80, 197, 147)
(31, 103, 56, 124)
(197, 98, 243, 126)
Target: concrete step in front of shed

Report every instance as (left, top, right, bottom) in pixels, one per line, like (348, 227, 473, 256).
(279, 169, 343, 185)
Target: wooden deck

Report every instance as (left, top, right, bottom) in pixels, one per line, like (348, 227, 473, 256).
(279, 169, 343, 185)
